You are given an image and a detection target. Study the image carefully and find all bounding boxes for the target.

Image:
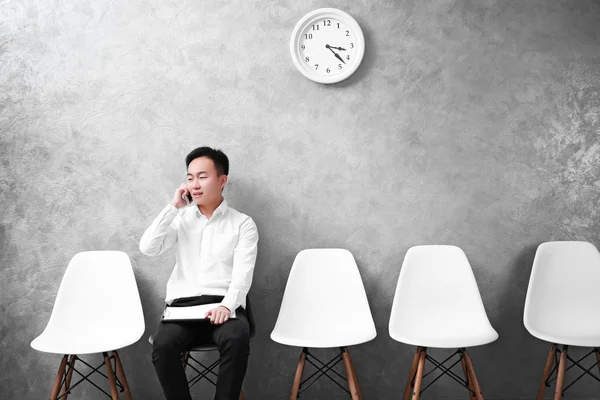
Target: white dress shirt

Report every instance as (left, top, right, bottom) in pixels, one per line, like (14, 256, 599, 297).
(139, 198, 258, 311)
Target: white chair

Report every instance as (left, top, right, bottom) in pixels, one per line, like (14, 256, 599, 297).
(31, 251, 145, 400)
(271, 249, 376, 400)
(524, 241, 600, 400)
(389, 245, 498, 400)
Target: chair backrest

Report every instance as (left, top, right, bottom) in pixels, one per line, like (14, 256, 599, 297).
(524, 241, 600, 339)
(389, 245, 495, 343)
(34, 251, 145, 353)
(271, 248, 376, 348)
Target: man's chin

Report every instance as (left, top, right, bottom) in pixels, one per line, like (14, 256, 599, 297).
(192, 195, 220, 206)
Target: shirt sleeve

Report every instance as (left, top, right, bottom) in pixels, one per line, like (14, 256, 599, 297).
(220, 217, 259, 312)
(139, 204, 181, 256)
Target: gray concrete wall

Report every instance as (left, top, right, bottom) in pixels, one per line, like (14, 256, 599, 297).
(1, 0, 600, 399)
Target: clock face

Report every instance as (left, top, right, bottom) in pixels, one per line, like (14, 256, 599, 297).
(290, 9, 365, 84)
(299, 19, 358, 77)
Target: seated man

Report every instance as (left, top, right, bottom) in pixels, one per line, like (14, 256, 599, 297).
(140, 146, 259, 400)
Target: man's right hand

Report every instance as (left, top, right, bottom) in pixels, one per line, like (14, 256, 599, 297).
(170, 184, 189, 209)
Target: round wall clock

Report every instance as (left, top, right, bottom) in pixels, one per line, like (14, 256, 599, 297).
(290, 8, 365, 84)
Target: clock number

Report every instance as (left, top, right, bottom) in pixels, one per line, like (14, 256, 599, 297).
(314, 64, 319, 70)
(350, 42, 354, 48)
(312, 24, 319, 31)
(323, 19, 331, 26)
(338, 64, 342, 70)
(326, 67, 330, 73)
(301, 45, 305, 50)
(305, 56, 309, 62)
(337, 22, 340, 28)
(346, 30, 350, 36)
(346, 55, 350, 60)
(305, 33, 313, 39)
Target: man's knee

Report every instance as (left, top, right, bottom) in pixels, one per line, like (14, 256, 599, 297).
(152, 334, 182, 365)
(217, 329, 250, 354)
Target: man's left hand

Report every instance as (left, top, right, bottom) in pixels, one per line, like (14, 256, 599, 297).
(205, 306, 231, 325)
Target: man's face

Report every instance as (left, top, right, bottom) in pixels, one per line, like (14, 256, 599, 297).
(186, 157, 227, 206)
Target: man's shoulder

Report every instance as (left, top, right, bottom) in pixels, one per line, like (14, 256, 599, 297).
(226, 207, 258, 240)
(226, 205, 255, 225)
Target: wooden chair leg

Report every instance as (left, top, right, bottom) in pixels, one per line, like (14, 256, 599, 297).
(536, 344, 557, 400)
(411, 348, 427, 400)
(404, 347, 423, 400)
(554, 346, 568, 400)
(343, 347, 364, 400)
(103, 352, 119, 400)
(350, 354, 364, 400)
(50, 355, 68, 400)
(290, 348, 307, 400)
(113, 351, 133, 400)
(60, 355, 77, 400)
(463, 349, 484, 400)
(341, 347, 361, 400)
(460, 350, 476, 399)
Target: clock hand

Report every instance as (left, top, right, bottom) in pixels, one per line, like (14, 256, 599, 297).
(326, 44, 346, 51)
(334, 52, 346, 64)
(325, 44, 346, 64)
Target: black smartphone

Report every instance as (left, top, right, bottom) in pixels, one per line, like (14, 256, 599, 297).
(182, 192, 192, 205)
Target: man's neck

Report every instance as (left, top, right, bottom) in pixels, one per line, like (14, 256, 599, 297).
(198, 197, 224, 219)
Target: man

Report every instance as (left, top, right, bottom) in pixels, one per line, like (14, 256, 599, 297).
(140, 146, 258, 400)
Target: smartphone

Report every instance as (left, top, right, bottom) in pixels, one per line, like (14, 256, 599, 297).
(182, 192, 192, 205)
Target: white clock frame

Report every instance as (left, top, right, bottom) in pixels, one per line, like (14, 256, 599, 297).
(290, 8, 365, 84)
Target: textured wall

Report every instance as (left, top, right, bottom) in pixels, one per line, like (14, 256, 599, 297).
(2, 0, 600, 399)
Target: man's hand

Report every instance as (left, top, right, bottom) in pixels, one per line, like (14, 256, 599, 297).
(205, 306, 231, 325)
(170, 184, 189, 209)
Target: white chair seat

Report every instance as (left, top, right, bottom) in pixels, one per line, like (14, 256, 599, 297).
(389, 245, 498, 348)
(390, 327, 498, 349)
(526, 331, 600, 348)
(31, 251, 145, 355)
(271, 249, 376, 348)
(271, 327, 376, 348)
(32, 322, 143, 355)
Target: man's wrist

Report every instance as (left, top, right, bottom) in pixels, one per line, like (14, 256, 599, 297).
(219, 303, 233, 313)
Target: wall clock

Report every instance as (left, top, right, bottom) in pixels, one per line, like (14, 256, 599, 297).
(290, 8, 365, 84)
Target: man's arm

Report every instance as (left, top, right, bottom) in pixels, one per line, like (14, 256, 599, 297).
(140, 184, 190, 256)
(139, 204, 181, 256)
(220, 216, 259, 313)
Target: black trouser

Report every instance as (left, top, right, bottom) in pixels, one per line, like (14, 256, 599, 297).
(152, 295, 250, 400)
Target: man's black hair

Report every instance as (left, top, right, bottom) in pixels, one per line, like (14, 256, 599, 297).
(185, 147, 229, 176)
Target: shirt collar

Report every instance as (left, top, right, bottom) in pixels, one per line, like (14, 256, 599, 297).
(196, 197, 228, 219)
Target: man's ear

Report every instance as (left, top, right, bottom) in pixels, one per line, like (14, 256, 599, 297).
(220, 174, 228, 190)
